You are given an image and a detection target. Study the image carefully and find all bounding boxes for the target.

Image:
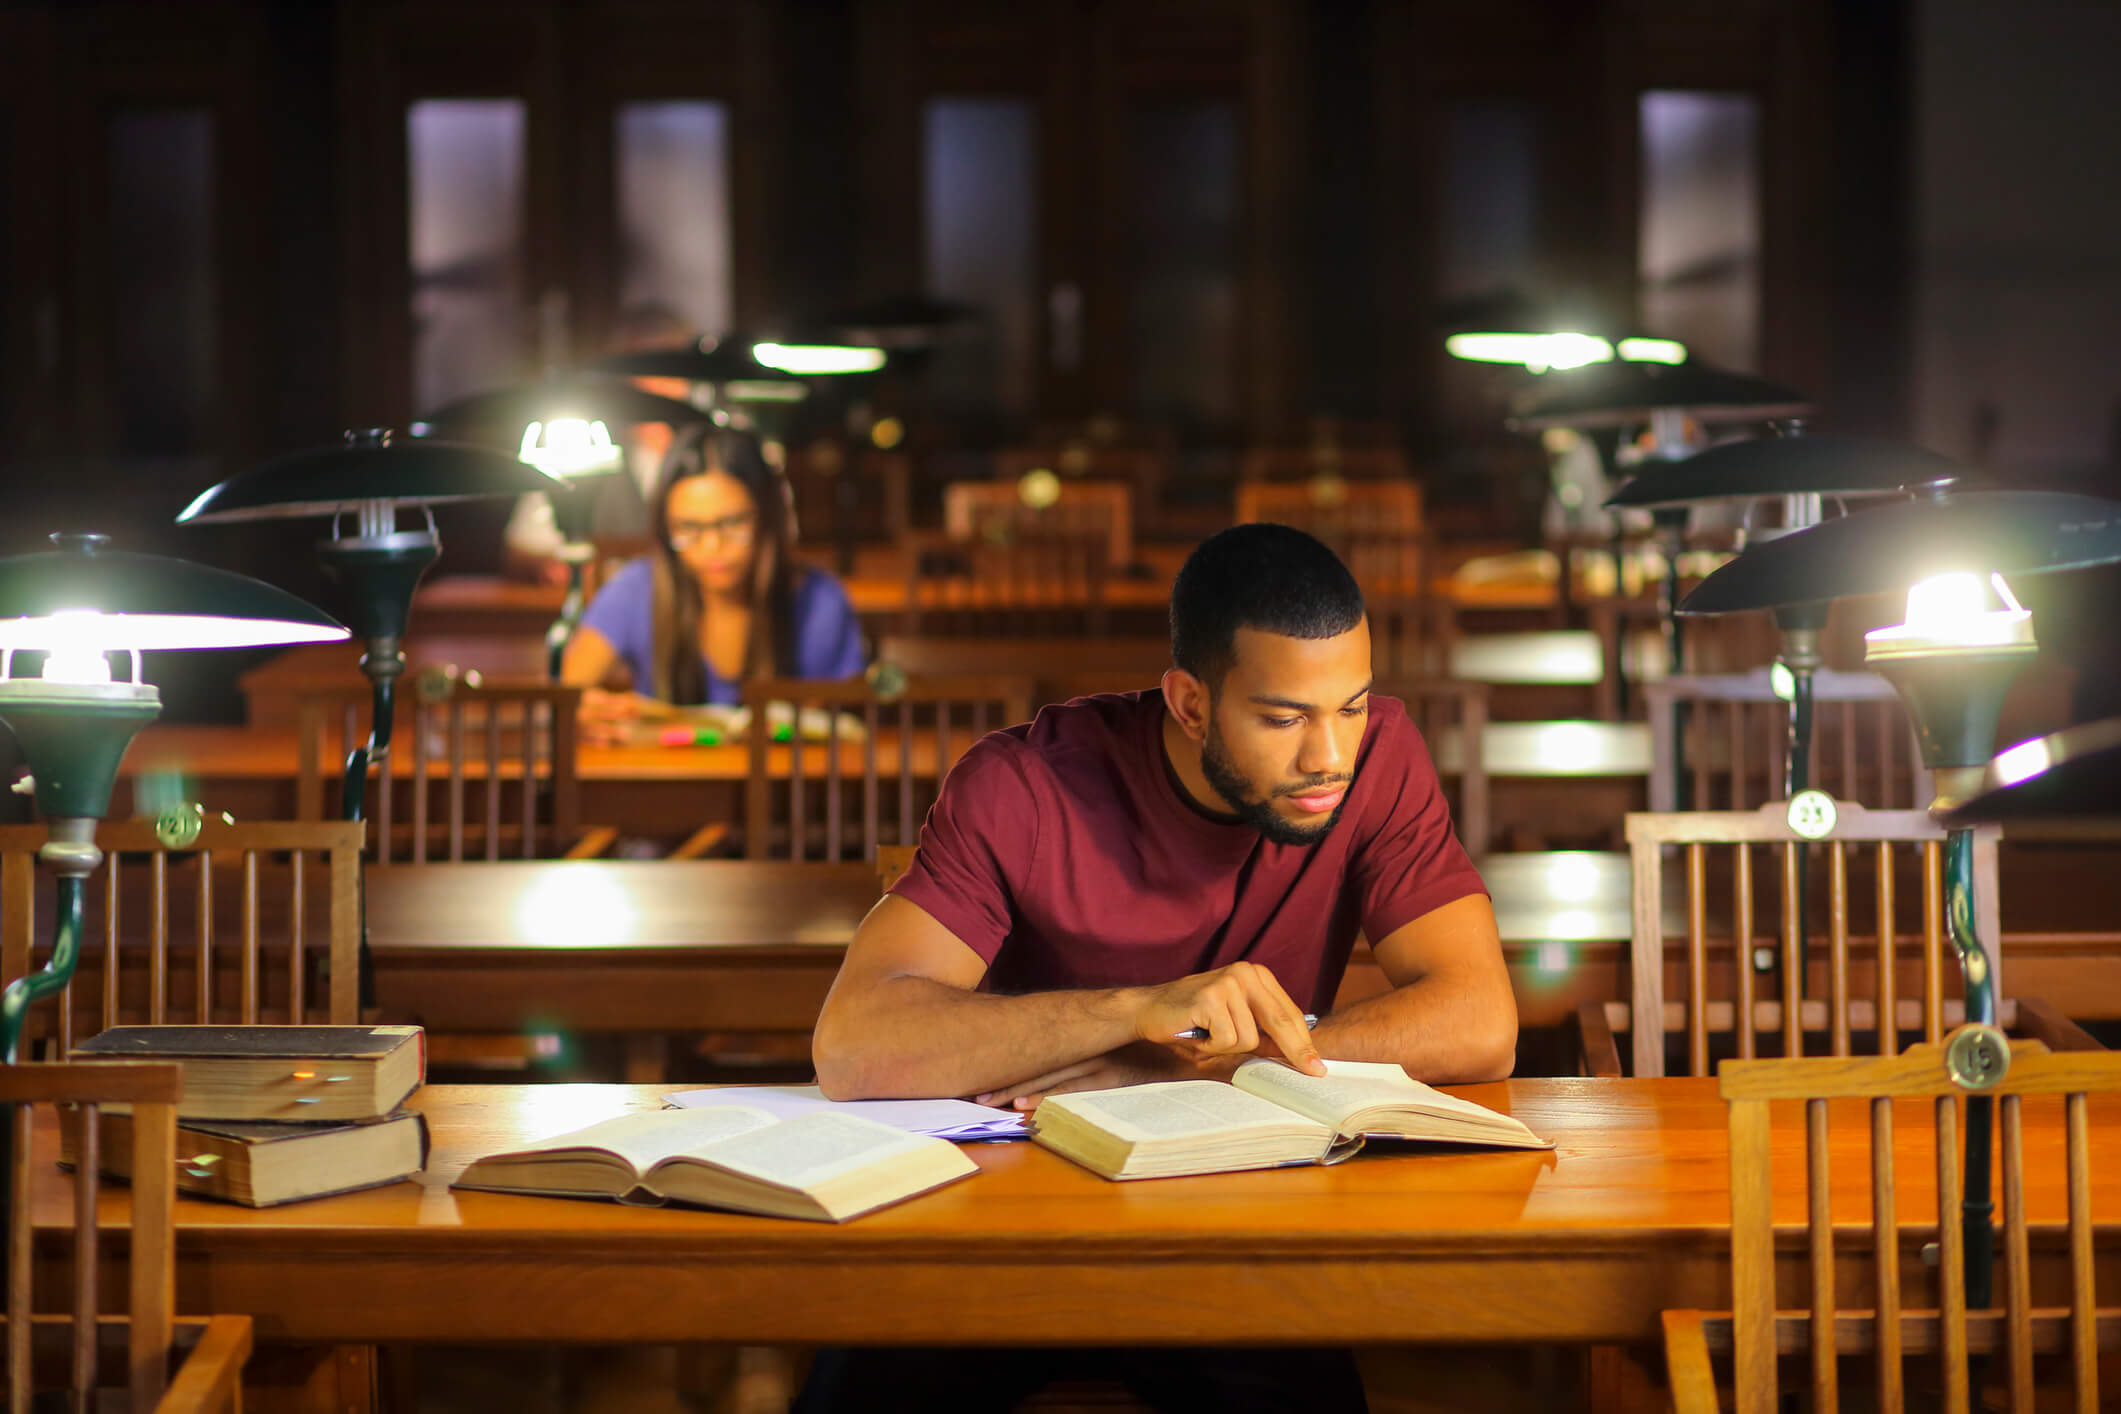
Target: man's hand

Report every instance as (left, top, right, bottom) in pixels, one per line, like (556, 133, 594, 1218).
(972, 1043, 1241, 1110)
(1131, 960, 1326, 1075)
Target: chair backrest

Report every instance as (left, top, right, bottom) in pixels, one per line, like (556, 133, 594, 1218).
(993, 446, 1165, 520)
(1717, 1035, 2121, 1413)
(944, 479, 1134, 569)
(742, 675, 1035, 861)
(903, 532, 1110, 637)
(874, 844, 917, 893)
(1646, 668, 1933, 811)
(875, 635, 1170, 710)
(1233, 477, 1421, 532)
(1623, 799, 2001, 1078)
(1237, 446, 1413, 485)
(0, 819, 363, 1056)
(2, 1059, 251, 1414)
(1372, 679, 1492, 856)
(294, 676, 586, 864)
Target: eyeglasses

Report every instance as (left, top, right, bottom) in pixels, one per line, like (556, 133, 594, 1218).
(668, 511, 758, 549)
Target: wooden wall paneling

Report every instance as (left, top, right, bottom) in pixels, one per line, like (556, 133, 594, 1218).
(0, 6, 61, 474)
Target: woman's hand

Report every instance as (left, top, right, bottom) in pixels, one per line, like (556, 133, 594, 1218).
(578, 688, 654, 744)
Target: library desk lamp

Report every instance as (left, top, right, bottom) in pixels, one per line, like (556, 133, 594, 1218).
(1607, 434, 1975, 804)
(589, 336, 812, 421)
(1678, 486, 2121, 1311)
(1948, 715, 2121, 825)
(820, 294, 982, 355)
(1508, 358, 1812, 679)
(176, 430, 555, 831)
(0, 533, 346, 1061)
(414, 378, 710, 676)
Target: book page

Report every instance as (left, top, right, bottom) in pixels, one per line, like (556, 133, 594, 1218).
(499, 1107, 778, 1177)
(1235, 1059, 1519, 1133)
(1044, 1081, 1328, 1143)
(670, 1111, 940, 1192)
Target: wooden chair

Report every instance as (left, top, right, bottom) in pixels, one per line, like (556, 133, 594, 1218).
(875, 844, 916, 893)
(1238, 446, 1414, 485)
(1372, 679, 1492, 857)
(876, 635, 1171, 711)
(994, 447, 1164, 523)
(3, 1061, 251, 1412)
(294, 676, 617, 863)
(1666, 1033, 2121, 1412)
(742, 675, 1034, 861)
(1234, 478, 1421, 535)
(903, 531, 1110, 637)
(1581, 801, 2097, 1079)
(1647, 669, 1934, 812)
(0, 819, 363, 1057)
(945, 479, 1135, 570)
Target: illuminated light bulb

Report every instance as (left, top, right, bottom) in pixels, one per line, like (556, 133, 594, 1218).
(1866, 571, 2036, 655)
(519, 417, 621, 479)
(39, 611, 114, 685)
(1617, 337, 1687, 364)
(751, 343, 888, 376)
(1769, 661, 1796, 701)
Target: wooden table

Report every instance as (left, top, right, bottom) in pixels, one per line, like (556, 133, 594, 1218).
(26, 1079, 2121, 1353)
(355, 854, 1664, 1040)
(114, 725, 965, 837)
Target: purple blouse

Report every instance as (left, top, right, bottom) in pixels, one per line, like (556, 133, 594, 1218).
(579, 559, 867, 705)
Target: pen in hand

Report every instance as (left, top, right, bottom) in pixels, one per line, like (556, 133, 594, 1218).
(1173, 1013, 1319, 1042)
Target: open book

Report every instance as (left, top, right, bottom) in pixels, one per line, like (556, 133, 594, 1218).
(453, 1106, 977, 1221)
(1031, 1058, 1550, 1181)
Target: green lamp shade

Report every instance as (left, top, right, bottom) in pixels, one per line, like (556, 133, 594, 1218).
(1605, 437, 1972, 510)
(178, 434, 559, 523)
(0, 539, 348, 650)
(1509, 359, 1810, 431)
(590, 338, 811, 402)
(1677, 490, 2121, 616)
(822, 294, 982, 350)
(413, 377, 710, 443)
(1945, 717, 2121, 824)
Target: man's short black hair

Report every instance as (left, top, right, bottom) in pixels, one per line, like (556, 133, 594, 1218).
(1170, 523, 1366, 691)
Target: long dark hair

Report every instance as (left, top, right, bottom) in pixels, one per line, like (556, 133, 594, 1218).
(646, 423, 797, 705)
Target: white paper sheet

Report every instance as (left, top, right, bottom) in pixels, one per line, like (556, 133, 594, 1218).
(664, 1085, 1027, 1141)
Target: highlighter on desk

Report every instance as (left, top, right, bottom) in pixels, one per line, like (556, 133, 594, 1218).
(657, 724, 722, 747)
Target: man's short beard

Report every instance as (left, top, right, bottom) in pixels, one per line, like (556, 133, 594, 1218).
(1199, 718, 1350, 847)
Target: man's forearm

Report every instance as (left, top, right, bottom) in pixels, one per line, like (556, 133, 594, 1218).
(1309, 971, 1518, 1084)
(813, 974, 1149, 1100)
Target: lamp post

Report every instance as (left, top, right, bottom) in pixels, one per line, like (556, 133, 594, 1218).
(413, 377, 710, 676)
(1678, 485, 2121, 1313)
(0, 533, 346, 1061)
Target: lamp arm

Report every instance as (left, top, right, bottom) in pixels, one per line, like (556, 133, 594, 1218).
(546, 563, 586, 680)
(1946, 822, 1997, 1312)
(342, 671, 397, 825)
(0, 873, 86, 1063)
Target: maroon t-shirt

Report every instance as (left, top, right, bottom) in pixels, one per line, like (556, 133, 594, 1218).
(889, 690, 1487, 1012)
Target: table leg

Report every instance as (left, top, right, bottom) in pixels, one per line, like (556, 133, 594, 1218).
(242, 1343, 377, 1414)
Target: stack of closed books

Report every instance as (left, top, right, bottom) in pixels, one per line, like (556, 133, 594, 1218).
(62, 1025, 429, 1207)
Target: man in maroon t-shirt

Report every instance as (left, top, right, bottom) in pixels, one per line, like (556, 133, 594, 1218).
(814, 522, 1515, 1110)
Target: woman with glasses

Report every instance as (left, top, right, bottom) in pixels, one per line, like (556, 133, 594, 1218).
(561, 422, 864, 735)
